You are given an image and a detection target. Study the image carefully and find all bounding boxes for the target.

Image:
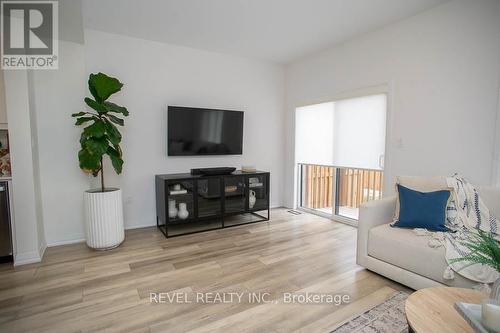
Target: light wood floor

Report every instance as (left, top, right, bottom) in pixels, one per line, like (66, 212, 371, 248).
(0, 208, 410, 333)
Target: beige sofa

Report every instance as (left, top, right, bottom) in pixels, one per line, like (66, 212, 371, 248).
(357, 186, 500, 290)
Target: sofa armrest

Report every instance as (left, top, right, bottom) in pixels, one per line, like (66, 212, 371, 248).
(477, 186, 500, 219)
(356, 196, 397, 266)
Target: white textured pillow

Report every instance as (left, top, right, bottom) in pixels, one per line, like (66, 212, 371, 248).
(394, 176, 452, 221)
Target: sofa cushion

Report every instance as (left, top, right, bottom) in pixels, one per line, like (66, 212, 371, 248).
(393, 184, 451, 231)
(367, 223, 472, 287)
(394, 176, 451, 220)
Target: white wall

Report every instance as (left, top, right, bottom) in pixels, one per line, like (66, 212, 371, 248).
(59, 0, 84, 44)
(31, 40, 89, 246)
(27, 72, 47, 259)
(32, 30, 285, 244)
(0, 70, 7, 124)
(494, 87, 500, 186)
(284, 0, 500, 207)
(3, 71, 46, 264)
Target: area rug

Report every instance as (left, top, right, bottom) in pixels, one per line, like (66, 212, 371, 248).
(331, 291, 409, 333)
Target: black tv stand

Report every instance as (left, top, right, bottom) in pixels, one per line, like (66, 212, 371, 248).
(155, 170, 270, 237)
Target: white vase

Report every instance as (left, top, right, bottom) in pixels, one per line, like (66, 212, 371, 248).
(168, 200, 178, 218)
(178, 202, 189, 219)
(84, 188, 124, 250)
(249, 190, 256, 209)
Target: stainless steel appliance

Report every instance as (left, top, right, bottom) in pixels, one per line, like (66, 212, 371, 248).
(0, 181, 12, 263)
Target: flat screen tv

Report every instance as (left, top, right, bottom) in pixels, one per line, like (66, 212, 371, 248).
(168, 106, 244, 156)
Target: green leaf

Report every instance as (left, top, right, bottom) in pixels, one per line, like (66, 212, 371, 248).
(83, 120, 106, 138)
(454, 229, 500, 271)
(84, 97, 106, 113)
(88, 72, 123, 103)
(104, 119, 122, 145)
(106, 114, 124, 126)
(78, 148, 102, 174)
(104, 102, 129, 116)
(71, 112, 86, 117)
(75, 117, 95, 126)
(107, 146, 123, 174)
(80, 132, 89, 148)
(84, 137, 109, 156)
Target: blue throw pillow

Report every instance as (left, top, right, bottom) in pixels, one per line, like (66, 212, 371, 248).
(392, 184, 450, 232)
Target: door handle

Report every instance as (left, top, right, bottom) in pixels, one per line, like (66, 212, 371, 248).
(378, 154, 385, 169)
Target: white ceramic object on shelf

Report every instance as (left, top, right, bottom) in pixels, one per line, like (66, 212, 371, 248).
(84, 188, 124, 250)
(168, 200, 178, 218)
(178, 202, 189, 219)
(249, 190, 256, 209)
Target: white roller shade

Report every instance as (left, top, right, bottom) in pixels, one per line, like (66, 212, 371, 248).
(295, 94, 386, 170)
(333, 94, 386, 170)
(295, 102, 334, 165)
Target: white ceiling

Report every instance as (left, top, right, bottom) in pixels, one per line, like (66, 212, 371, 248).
(82, 0, 449, 64)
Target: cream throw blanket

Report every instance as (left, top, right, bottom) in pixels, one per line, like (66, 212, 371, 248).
(413, 175, 499, 283)
(442, 175, 499, 283)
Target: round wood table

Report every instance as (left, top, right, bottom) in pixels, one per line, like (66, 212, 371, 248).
(405, 287, 486, 333)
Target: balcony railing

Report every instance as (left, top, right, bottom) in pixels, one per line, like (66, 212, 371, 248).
(302, 165, 335, 209)
(338, 167, 383, 208)
(299, 164, 383, 219)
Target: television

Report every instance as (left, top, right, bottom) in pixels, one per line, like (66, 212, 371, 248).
(168, 106, 244, 156)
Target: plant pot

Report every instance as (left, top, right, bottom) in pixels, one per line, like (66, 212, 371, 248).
(84, 188, 125, 250)
(492, 277, 500, 301)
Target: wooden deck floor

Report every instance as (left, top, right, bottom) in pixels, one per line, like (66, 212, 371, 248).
(0, 208, 409, 333)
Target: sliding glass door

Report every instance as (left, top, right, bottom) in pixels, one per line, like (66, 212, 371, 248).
(295, 94, 387, 224)
(298, 164, 383, 221)
(299, 164, 335, 216)
(335, 167, 383, 219)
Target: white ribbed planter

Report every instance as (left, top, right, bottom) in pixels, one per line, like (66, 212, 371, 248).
(84, 188, 125, 250)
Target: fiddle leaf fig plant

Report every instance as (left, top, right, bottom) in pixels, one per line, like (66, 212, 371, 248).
(72, 72, 129, 192)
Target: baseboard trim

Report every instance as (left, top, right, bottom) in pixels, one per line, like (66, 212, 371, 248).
(14, 250, 42, 266)
(13, 239, 47, 266)
(47, 238, 86, 247)
(39, 240, 47, 260)
(125, 224, 154, 230)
